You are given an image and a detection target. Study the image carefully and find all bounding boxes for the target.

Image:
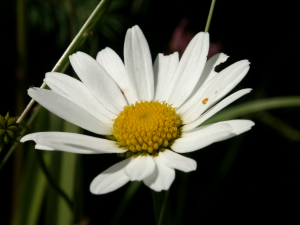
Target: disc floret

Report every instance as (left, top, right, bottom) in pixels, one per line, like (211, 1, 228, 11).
(113, 100, 182, 156)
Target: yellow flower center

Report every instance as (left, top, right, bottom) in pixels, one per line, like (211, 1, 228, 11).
(113, 100, 182, 156)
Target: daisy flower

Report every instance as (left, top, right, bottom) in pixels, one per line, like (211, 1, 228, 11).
(21, 25, 254, 194)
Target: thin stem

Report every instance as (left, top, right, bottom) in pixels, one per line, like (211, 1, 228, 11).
(35, 150, 74, 212)
(110, 181, 142, 225)
(158, 190, 170, 225)
(204, 0, 216, 32)
(16, 0, 113, 124)
(0, 0, 113, 170)
(151, 190, 161, 224)
(151, 190, 170, 225)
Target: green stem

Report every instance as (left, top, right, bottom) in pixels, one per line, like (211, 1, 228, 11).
(151, 190, 170, 225)
(204, 0, 216, 32)
(158, 190, 169, 225)
(110, 181, 142, 225)
(0, 0, 113, 170)
(202, 96, 300, 125)
(35, 150, 74, 212)
(16, 0, 113, 125)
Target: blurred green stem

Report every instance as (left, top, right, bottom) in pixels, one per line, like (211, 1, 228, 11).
(256, 111, 300, 141)
(204, 0, 216, 32)
(35, 150, 74, 211)
(16, 0, 113, 125)
(151, 190, 170, 225)
(0, 0, 113, 170)
(203, 96, 300, 125)
(158, 190, 169, 225)
(110, 181, 142, 225)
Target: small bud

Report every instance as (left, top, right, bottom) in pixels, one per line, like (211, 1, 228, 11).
(0, 112, 21, 148)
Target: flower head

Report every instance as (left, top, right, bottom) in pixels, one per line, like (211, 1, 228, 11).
(21, 25, 254, 194)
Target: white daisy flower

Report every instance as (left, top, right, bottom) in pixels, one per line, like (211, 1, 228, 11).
(21, 25, 254, 194)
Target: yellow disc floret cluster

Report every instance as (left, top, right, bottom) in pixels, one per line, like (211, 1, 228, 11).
(113, 100, 182, 156)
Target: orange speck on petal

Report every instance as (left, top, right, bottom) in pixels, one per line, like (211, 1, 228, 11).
(202, 98, 208, 104)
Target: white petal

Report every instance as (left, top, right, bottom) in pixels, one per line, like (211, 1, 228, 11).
(35, 144, 54, 151)
(28, 88, 112, 135)
(69, 52, 127, 114)
(20, 132, 126, 154)
(154, 52, 179, 101)
(166, 32, 209, 108)
(45, 72, 116, 127)
(171, 123, 232, 153)
(180, 60, 250, 123)
(212, 62, 250, 105)
(183, 53, 229, 104)
(124, 154, 155, 181)
(96, 47, 139, 105)
(124, 25, 154, 101)
(143, 156, 175, 192)
(182, 89, 252, 131)
(90, 158, 131, 194)
(216, 119, 255, 141)
(201, 53, 229, 87)
(158, 150, 197, 172)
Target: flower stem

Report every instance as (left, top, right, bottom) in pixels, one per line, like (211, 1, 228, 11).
(158, 190, 169, 225)
(0, 0, 113, 170)
(16, 0, 113, 125)
(111, 181, 142, 225)
(151, 189, 170, 225)
(204, 0, 216, 32)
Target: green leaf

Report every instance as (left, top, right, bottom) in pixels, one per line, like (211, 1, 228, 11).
(45, 121, 82, 225)
(11, 108, 50, 225)
(203, 96, 300, 125)
(0, 129, 4, 135)
(11, 148, 51, 225)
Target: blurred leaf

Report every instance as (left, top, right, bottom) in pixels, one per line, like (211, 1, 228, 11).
(11, 108, 50, 225)
(55, 121, 82, 225)
(1, 0, 114, 171)
(256, 111, 300, 141)
(28, 0, 131, 46)
(111, 181, 142, 225)
(131, 0, 150, 15)
(203, 96, 300, 125)
(44, 114, 64, 225)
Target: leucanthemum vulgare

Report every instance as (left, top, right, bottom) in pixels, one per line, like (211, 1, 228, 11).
(21, 25, 254, 194)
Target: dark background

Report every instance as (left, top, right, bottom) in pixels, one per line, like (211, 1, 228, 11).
(1, 0, 299, 224)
